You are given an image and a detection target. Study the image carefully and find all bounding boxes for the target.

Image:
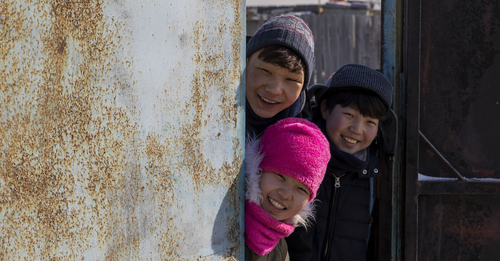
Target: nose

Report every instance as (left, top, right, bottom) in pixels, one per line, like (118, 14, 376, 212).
(277, 187, 292, 200)
(265, 77, 284, 95)
(349, 120, 362, 135)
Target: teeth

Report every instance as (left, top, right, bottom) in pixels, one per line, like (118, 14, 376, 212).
(342, 135, 357, 144)
(261, 96, 277, 104)
(269, 198, 285, 210)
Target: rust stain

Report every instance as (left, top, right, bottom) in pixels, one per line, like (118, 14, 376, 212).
(1, 0, 244, 260)
(145, 134, 185, 260)
(168, 5, 243, 258)
(0, 0, 143, 259)
(178, 17, 243, 192)
(426, 196, 500, 252)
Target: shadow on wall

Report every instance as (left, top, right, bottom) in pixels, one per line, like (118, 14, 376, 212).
(208, 73, 246, 260)
(208, 174, 245, 259)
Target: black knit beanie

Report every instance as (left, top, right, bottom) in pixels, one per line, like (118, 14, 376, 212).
(247, 15, 315, 89)
(320, 64, 393, 107)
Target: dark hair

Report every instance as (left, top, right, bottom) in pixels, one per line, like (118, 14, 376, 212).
(258, 45, 305, 74)
(322, 89, 388, 120)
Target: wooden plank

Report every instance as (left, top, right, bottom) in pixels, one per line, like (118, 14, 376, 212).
(314, 14, 324, 85)
(325, 14, 335, 82)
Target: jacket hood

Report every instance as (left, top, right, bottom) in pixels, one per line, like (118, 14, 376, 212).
(245, 137, 316, 228)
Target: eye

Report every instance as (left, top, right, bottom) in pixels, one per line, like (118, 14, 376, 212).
(258, 67, 271, 74)
(366, 117, 379, 126)
(275, 173, 286, 180)
(298, 187, 310, 195)
(343, 112, 354, 117)
(286, 77, 301, 84)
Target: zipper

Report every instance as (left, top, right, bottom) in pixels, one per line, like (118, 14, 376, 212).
(322, 172, 346, 261)
(333, 173, 345, 188)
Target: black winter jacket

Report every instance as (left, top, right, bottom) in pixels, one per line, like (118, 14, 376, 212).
(245, 238, 289, 261)
(286, 119, 381, 261)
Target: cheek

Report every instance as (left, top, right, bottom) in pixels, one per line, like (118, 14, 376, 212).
(245, 77, 261, 99)
(245, 81, 254, 96)
(259, 175, 277, 194)
(326, 117, 343, 134)
(245, 67, 263, 90)
(295, 197, 309, 211)
(283, 84, 302, 100)
(259, 178, 269, 192)
(245, 71, 255, 90)
(364, 127, 378, 142)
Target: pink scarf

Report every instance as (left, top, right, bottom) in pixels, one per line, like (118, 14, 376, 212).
(245, 200, 295, 256)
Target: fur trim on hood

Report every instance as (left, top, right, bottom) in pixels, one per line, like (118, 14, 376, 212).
(245, 137, 316, 228)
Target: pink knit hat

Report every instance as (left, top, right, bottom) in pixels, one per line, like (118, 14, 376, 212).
(259, 118, 330, 202)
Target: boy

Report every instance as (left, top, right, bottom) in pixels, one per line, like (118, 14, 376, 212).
(246, 15, 315, 136)
(245, 118, 330, 261)
(286, 64, 397, 261)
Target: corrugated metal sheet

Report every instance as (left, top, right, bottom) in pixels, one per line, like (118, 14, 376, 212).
(0, 0, 245, 260)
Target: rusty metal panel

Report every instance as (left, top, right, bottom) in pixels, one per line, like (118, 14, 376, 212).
(418, 195, 500, 260)
(404, 0, 500, 260)
(418, 0, 500, 181)
(0, 0, 245, 260)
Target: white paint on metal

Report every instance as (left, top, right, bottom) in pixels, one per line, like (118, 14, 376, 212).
(0, 0, 245, 259)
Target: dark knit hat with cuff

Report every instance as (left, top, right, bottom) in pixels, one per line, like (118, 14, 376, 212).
(320, 64, 393, 107)
(247, 15, 315, 88)
(314, 64, 398, 155)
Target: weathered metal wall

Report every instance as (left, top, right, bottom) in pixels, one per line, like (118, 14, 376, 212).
(404, 0, 500, 260)
(0, 0, 245, 260)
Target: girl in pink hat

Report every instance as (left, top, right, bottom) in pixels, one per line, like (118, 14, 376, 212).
(245, 117, 330, 261)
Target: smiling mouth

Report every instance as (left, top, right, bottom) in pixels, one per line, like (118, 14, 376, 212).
(260, 96, 278, 104)
(342, 135, 358, 144)
(269, 197, 285, 210)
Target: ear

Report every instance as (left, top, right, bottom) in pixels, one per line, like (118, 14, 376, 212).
(320, 100, 328, 120)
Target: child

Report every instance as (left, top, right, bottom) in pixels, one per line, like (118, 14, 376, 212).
(245, 117, 331, 261)
(246, 15, 315, 137)
(286, 64, 396, 261)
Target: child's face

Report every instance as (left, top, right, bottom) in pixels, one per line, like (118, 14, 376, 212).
(259, 172, 310, 221)
(246, 49, 304, 119)
(321, 102, 379, 154)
